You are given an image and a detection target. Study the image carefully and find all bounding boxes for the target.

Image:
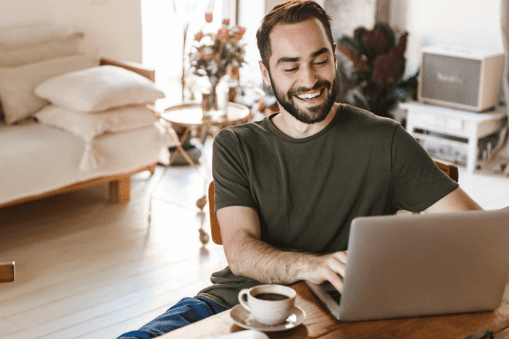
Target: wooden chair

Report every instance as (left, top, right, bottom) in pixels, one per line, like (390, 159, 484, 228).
(433, 159, 459, 183)
(208, 181, 223, 245)
(0, 262, 15, 283)
(208, 159, 459, 245)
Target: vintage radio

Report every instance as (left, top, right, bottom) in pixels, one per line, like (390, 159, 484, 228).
(418, 45, 504, 112)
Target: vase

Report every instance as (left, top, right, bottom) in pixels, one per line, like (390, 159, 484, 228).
(227, 66, 240, 102)
(201, 83, 218, 113)
(201, 76, 228, 119)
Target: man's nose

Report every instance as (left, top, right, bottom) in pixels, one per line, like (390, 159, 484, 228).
(299, 64, 317, 89)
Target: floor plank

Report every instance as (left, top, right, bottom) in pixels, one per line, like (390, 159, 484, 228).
(4, 249, 226, 331)
(0, 318, 17, 336)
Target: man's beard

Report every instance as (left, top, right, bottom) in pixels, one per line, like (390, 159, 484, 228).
(269, 72, 339, 124)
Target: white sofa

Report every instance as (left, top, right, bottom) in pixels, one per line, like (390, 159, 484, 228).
(0, 25, 173, 208)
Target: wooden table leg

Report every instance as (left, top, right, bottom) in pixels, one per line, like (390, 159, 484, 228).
(168, 127, 198, 167)
(148, 108, 199, 168)
(0, 262, 15, 283)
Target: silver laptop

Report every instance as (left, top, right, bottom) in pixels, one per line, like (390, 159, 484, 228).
(306, 209, 509, 321)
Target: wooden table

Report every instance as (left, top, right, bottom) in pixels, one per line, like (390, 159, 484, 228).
(160, 102, 251, 167)
(161, 280, 509, 339)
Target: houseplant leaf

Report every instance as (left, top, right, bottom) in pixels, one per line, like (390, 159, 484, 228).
(373, 22, 395, 51)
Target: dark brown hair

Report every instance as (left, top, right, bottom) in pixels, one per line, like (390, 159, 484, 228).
(256, 0, 334, 68)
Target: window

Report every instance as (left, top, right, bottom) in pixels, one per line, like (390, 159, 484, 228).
(141, 0, 263, 108)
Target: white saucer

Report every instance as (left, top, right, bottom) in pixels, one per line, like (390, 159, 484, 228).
(230, 304, 306, 332)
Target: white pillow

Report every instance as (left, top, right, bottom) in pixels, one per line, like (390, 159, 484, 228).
(34, 104, 158, 142)
(0, 54, 99, 124)
(0, 32, 84, 67)
(34, 65, 165, 112)
(0, 24, 73, 46)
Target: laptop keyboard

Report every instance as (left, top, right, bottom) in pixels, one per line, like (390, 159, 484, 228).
(326, 289, 342, 304)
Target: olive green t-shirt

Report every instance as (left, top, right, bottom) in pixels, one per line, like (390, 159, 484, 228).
(197, 103, 459, 309)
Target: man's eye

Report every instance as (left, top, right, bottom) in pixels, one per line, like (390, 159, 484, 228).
(284, 67, 298, 73)
(315, 60, 328, 65)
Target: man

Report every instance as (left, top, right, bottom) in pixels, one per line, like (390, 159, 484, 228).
(118, 1, 482, 338)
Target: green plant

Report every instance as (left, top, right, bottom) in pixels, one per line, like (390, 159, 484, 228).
(336, 22, 418, 118)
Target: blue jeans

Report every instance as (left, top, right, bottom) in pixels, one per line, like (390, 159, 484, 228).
(117, 296, 226, 339)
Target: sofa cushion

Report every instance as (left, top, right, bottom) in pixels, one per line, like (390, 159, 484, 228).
(0, 54, 99, 124)
(34, 65, 165, 112)
(0, 32, 84, 67)
(0, 24, 73, 46)
(34, 104, 158, 142)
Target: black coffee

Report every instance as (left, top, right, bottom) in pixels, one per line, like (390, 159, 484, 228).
(254, 293, 289, 301)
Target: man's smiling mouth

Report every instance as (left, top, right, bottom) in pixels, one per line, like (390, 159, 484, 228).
(295, 89, 324, 101)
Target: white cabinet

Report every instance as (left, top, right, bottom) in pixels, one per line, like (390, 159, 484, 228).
(400, 102, 507, 172)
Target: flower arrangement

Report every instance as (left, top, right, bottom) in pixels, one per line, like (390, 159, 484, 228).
(188, 19, 247, 111)
(336, 22, 418, 119)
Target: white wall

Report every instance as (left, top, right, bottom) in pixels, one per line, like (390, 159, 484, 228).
(264, 0, 504, 77)
(0, 0, 142, 63)
(1, 0, 502, 85)
(238, 0, 265, 86)
(391, 0, 504, 75)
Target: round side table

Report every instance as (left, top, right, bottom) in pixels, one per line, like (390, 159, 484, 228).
(160, 102, 251, 166)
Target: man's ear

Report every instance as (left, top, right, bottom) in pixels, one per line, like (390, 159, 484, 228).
(333, 43, 338, 69)
(259, 60, 272, 87)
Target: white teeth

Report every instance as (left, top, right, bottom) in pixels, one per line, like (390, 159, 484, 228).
(296, 90, 321, 100)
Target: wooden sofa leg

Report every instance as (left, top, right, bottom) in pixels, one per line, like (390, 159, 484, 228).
(109, 177, 130, 203)
(0, 262, 15, 283)
(148, 163, 156, 175)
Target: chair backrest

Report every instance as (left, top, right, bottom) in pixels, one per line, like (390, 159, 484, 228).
(208, 181, 223, 245)
(208, 159, 459, 245)
(432, 159, 459, 183)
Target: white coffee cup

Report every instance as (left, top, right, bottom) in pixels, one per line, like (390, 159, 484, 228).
(238, 284, 296, 325)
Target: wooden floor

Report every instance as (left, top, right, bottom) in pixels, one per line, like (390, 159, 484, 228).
(1, 138, 509, 339)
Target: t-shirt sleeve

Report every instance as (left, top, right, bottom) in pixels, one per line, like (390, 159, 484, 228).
(212, 128, 258, 213)
(390, 125, 459, 212)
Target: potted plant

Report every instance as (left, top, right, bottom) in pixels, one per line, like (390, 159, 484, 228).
(336, 22, 418, 119)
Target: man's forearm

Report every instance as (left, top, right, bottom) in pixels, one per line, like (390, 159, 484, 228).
(226, 232, 314, 284)
(218, 205, 346, 291)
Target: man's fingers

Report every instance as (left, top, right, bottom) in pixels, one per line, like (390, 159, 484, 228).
(327, 256, 346, 278)
(325, 270, 344, 293)
(304, 252, 347, 293)
(332, 250, 348, 264)
(322, 255, 346, 293)
(327, 251, 348, 293)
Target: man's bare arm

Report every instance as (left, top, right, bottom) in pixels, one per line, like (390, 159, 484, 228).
(424, 187, 483, 213)
(217, 206, 347, 292)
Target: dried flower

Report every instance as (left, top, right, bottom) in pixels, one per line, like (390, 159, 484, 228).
(217, 27, 230, 41)
(234, 25, 246, 41)
(201, 47, 214, 60)
(205, 12, 213, 23)
(189, 25, 246, 80)
(222, 19, 230, 26)
(194, 31, 204, 42)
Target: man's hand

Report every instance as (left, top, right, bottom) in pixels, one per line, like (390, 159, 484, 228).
(218, 205, 348, 291)
(303, 251, 347, 293)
